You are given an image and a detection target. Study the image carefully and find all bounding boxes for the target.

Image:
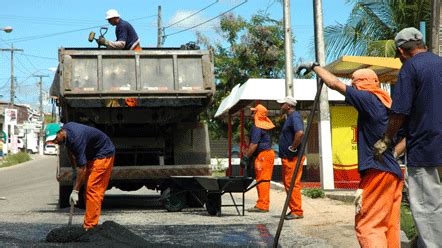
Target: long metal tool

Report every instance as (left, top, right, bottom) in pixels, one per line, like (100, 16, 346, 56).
(68, 204, 74, 225)
(273, 79, 324, 247)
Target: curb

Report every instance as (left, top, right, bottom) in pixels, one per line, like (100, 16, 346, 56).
(324, 190, 355, 202)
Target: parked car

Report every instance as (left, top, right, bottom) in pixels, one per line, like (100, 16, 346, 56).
(44, 143, 58, 155)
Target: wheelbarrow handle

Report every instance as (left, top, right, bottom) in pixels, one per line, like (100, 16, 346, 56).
(245, 180, 271, 192)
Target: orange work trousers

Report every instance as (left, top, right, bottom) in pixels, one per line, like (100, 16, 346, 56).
(254, 149, 275, 210)
(83, 156, 114, 229)
(132, 43, 142, 51)
(355, 169, 403, 248)
(281, 156, 305, 216)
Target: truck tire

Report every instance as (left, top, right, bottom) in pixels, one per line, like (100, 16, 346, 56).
(59, 185, 72, 208)
(161, 187, 186, 212)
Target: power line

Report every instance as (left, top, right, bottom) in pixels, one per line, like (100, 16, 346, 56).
(15, 55, 34, 75)
(0, 14, 101, 24)
(4, 25, 103, 43)
(164, 0, 219, 29)
(163, 0, 248, 39)
(19, 53, 57, 61)
(3, 15, 156, 43)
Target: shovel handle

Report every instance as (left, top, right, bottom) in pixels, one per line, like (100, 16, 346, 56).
(68, 204, 74, 225)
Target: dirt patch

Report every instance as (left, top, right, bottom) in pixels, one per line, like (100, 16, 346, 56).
(46, 221, 149, 247)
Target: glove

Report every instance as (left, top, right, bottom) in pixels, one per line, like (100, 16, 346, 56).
(97, 36, 107, 46)
(240, 156, 250, 169)
(288, 146, 298, 153)
(295, 61, 320, 76)
(354, 189, 363, 215)
(373, 136, 392, 162)
(69, 190, 79, 206)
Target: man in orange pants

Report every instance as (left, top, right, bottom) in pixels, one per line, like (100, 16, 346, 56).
(296, 63, 403, 247)
(242, 104, 275, 212)
(49, 122, 115, 230)
(277, 96, 306, 220)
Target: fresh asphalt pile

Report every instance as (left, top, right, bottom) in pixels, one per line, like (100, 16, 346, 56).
(45, 221, 150, 247)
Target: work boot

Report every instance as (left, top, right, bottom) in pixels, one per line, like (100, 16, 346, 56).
(247, 206, 269, 213)
(285, 212, 303, 220)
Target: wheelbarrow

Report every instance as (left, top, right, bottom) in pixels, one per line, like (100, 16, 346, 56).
(162, 176, 269, 216)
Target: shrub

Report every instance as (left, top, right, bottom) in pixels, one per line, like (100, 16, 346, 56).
(0, 152, 31, 168)
(302, 188, 325, 198)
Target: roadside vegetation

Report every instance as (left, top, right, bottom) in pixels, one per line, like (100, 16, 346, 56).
(401, 203, 417, 240)
(302, 188, 325, 198)
(0, 152, 31, 168)
(212, 169, 227, 177)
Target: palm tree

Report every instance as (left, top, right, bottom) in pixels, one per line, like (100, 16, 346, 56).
(324, 0, 431, 61)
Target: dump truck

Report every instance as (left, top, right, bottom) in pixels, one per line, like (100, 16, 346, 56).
(50, 47, 215, 208)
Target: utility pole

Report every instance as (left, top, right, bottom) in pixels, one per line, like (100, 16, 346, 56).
(157, 5, 162, 47)
(430, 0, 441, 55)
(33, 74, 49, 155)
(283, 0, 293, 97)
(33, 74, 49, 120)
(0, 44, 23, 104)
(313, 0, 334, 190)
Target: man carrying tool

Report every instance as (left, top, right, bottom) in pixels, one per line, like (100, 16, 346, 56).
(98, 9, 141, 51)
(277, 96, 306, 220)
(241, 104, 275, 213)
(373, 27, 442, 247)
(49, 122, 115, 230)
(295, 64, 403, 247)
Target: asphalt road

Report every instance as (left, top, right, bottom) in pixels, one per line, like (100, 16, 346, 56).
(0, 156, 331, 247)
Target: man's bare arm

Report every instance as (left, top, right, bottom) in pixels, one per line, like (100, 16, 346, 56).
(291, 131, 304, 150)
(384, 113, 406, 140)
(245, 143, 258, 158)
(313, 67, 347, 95)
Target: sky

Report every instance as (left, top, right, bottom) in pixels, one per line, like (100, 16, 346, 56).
(0, 0, 352, 111)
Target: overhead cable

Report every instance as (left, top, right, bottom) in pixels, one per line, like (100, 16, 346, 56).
(163, 0, 247, 39)
(4, 15, 156, 43)
(19, 53, 57, 61)
(164, 0, 219, 29)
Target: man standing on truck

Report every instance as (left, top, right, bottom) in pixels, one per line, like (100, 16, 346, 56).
(97, 9, 141, 51)
(49, 122, 115, 230)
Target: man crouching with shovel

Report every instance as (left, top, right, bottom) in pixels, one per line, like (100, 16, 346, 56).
(49, 122, 115, 231)
(296, 63, 403, 247)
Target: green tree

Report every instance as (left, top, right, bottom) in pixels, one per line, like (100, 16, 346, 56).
(324, 0, 431, 60)
(197, 12, 289, 139)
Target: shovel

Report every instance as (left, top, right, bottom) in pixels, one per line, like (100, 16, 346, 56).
(68, 204, 74, 225)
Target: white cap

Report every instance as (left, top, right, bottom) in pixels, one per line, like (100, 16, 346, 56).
(45, 135, 57, 143)
(277, 96, 297, 106)
(105, 9, 120, 20)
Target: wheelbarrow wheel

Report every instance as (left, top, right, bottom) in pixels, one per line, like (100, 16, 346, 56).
(161, 187, 186, 212)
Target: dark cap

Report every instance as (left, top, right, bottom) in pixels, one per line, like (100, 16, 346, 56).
(394, 27, 423, 48)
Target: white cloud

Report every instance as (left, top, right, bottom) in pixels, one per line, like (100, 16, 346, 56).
(167, 10, 219, 31)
